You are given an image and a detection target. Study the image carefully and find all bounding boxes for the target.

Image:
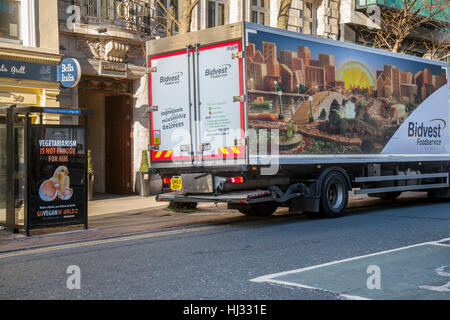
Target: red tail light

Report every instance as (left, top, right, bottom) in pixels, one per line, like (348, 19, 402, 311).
(163, 178, 172, 184)
(229, 176, 244, 183)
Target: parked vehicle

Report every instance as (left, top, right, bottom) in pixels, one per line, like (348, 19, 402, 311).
(146, 22, 450, 217)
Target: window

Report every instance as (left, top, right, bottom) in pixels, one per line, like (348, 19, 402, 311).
(157, 0, 179, 33)
(0, 0, 34, 45)
(0, 0, 20, 41)
(251, 0, 267, 25)
(301, 1, 317, 35)
(207, 1, 227, 28)
(81, 0, 122, 24)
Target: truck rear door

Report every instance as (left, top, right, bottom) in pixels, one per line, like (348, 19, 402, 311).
(195, 41, 245, 166)
(149, 40, 245, 168)
(149, 49, 195, 166)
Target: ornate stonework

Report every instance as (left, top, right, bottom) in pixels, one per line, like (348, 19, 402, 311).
(76, 39, 105, 60)
(76, 38, 144, 63)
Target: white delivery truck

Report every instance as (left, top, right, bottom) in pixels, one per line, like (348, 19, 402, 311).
(146, 22, 450, 217)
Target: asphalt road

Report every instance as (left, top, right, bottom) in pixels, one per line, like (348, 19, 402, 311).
(0, 197, 449, 300)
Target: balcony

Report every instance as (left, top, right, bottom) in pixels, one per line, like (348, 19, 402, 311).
(59, 0, 156, 36)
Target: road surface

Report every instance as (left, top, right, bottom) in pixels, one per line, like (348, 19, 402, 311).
(0, 197, 449, 300)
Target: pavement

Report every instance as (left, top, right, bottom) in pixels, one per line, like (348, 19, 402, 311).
(0, 191, 429, 253)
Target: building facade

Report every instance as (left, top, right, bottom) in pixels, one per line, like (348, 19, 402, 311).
(1, 0, 62, 224)
(58, 0, 151, 195)
(0, 0, 61, 112)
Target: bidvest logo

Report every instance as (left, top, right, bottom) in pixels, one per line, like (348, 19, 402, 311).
(160, 72, 183, 85)
(205, 64, 231, 79)
(408, 119, 446, 146)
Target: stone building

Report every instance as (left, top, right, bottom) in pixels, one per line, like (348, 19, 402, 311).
(1, 0, 62, 224)
(0, 0, 61, 113)
(58, 0, 150, 195)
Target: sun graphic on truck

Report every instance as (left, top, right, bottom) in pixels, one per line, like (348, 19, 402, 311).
(337, 61, 375, 90)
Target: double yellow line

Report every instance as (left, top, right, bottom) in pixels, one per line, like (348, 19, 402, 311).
(0, 225, 220, 260)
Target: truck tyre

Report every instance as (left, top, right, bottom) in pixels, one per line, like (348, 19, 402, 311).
(237, 202, 278, 216)
(320, 171, 349, 218)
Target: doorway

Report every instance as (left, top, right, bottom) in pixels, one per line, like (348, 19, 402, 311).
(79, 87, 133, 195)
(105, 95, 132, 194)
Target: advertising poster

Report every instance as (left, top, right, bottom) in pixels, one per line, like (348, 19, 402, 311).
(27, 126, 86, 228)
(246, 30, 448, 156)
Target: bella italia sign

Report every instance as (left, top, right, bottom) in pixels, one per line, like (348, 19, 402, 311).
(0, 57, 81, 88)
(57, 58, 81, 88)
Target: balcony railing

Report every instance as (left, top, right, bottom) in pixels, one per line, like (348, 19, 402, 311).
(59, 0, 156, 36)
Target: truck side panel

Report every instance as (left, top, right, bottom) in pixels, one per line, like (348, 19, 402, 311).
(245, 25, 449, 164)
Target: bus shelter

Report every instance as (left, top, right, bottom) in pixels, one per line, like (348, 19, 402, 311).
(0, 105, 91, 236)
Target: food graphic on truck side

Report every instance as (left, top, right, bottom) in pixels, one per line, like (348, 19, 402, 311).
(246, 30, 448, 156)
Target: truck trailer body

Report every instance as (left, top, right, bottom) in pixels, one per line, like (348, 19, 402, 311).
(146, 22, 450, 217)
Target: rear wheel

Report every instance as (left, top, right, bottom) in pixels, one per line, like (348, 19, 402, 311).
(237, 202, 278, 216)
(320, 171, 349, 218)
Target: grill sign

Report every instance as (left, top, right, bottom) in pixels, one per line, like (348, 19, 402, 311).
(0, 58, 56, 81)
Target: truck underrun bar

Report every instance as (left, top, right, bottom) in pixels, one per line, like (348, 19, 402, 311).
(156, 190, 275, 204)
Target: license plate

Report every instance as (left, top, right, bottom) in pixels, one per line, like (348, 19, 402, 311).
(170, 177, 182, 191)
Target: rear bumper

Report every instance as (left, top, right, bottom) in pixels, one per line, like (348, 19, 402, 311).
(156, 190, 276, 204)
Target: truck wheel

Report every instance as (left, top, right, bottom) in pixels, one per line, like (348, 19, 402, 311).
(320, 171, 349, 218)
(237, 202, 278, 216)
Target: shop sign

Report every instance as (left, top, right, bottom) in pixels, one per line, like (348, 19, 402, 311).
(99, 61, 127, 77)
(43, 108, 81, 115)
(0, 58, 57, 82)
(27, 126, 87, 228)
(57, 58, 81, 88)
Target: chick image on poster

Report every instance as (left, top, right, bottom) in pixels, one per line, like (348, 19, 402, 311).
(39, 165, 73, 201)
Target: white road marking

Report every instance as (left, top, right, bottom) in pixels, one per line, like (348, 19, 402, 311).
(260, 278, 370, 300)
(250, 237, 450, 300)
(419, 265, 450, 293)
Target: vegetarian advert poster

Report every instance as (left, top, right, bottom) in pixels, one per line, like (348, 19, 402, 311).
(27, 126, 86, 228)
